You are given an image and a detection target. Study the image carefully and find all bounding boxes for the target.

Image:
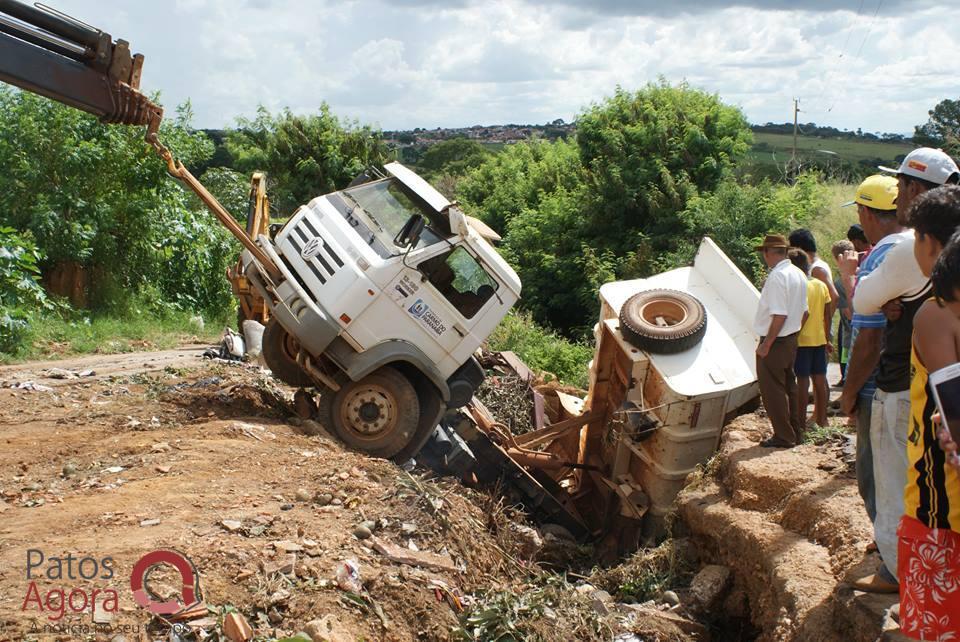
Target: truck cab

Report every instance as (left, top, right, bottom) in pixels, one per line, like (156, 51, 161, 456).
(243, 162, 520, 460)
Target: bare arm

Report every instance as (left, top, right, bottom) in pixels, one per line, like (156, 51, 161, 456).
(838, 250, 859, 303)
(853, 240, 927, 316)
(823, 304, 833, 353)
(812, 265, 837, 326)
(914, 302, 960, 373)
(840, 327, 883, 415)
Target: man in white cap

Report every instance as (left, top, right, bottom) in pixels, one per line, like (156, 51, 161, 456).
(841, 148, 960, 593)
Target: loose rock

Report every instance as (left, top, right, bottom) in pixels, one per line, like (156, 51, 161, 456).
(688, 564, 732, 613)
(295, 488, 312, 502)
(352, 525, 372, 540)
(304, 615, 352, 642)
(221, 519, 244, 533)
(223, 612, 253, 642)
(661, 590, 681, 607)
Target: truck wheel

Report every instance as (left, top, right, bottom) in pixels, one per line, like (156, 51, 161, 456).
(619, 289, 707, 354)
(262, 319, 311, 386)
(316, 366, 420, 459)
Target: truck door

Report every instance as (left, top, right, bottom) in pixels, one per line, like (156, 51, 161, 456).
(387, 244, 501, 364)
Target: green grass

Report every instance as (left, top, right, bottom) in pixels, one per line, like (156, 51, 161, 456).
(809, 182, 861, 269)
(0, 307, 226, 363)
(747, 132, 913, 169)
(802, 418, 852, 445)
(487, 310, 593, 388)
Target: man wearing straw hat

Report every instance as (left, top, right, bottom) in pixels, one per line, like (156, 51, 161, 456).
(753, 233, 809, 447)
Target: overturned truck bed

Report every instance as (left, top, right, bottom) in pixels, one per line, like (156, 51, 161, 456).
(431, 237, 763, 550)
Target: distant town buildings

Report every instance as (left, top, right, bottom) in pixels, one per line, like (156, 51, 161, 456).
(383, 119, 574, 148)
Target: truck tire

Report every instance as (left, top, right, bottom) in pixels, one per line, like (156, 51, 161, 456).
(619, 289, 707, 354)
(261, 319, 311, 387)
(315, 366, 420, 459)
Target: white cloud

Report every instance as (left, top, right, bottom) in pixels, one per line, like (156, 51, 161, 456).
(37, 0, 960, 135)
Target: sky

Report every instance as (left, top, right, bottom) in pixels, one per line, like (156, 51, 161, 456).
(39, 0, 957, 133)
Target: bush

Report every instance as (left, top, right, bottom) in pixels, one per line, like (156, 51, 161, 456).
(660, 172, 829, 286)
(0, 227, 51, 353)
(486, 311, 593, 388)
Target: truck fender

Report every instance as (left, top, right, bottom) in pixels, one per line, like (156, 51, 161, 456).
(325, 338, 451, 403)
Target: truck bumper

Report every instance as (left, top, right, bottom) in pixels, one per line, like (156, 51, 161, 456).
(242, 242, 340, 358)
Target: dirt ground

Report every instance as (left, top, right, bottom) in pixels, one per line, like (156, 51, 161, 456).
(0, 350, 534, 641)
(0, 349, 887, 642)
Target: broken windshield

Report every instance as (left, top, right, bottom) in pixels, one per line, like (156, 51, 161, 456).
(341, 178, 446, 255)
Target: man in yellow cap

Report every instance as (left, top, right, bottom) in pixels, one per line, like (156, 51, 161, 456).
(837, 174, 910, 593)
(838, 176, 899, 540)
(753, 233, 809, 447)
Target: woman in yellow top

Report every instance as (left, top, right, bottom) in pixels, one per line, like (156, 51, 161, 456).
(899, 186, 960, 640)
(787, 249, 832, 430)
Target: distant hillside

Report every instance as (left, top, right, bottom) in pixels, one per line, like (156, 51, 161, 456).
(200, 120, 915, 182)
(745, 131, 913, 181)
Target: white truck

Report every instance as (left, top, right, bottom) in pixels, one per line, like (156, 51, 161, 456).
(249, 164, 520, 460)
(0, 0, 521, 461)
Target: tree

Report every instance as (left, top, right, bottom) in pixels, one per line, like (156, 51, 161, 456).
(226, 105, 389, 215)
(914, 98, 960, 156)
(458, 81, 754, 335)
(459, 138, 585, 234)
(416, 138, 492, 179)
(576, 81, 752, 268)
(0, 88, 233, 314)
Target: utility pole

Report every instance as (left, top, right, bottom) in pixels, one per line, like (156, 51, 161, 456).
(791, 98, 801, 167)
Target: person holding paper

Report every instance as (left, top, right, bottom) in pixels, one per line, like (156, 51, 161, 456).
(898, 185, 960, 640)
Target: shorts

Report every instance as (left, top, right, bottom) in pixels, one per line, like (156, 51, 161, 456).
(794, 345, 827, 377)
(898, 516, 960, 640)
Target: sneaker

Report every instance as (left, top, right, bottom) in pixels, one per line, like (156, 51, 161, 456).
(759, 437, 794, 448)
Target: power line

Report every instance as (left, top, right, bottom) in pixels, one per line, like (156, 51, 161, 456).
(825, 0, 883, 113)
(812, 0, 868, 115)
(854, 0, 883, 58)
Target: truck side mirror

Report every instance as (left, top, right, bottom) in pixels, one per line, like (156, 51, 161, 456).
(394, 215, 425, 248)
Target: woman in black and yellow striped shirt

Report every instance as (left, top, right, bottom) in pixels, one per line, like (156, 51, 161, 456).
(899, 187, 960, 640)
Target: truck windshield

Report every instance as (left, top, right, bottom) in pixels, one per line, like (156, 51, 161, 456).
(341, 179, 445, 253)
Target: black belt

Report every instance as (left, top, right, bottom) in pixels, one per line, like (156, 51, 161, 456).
(759, 332, 799, 342)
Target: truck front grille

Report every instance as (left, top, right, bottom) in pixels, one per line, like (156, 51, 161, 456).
(286, 218, 344, 285)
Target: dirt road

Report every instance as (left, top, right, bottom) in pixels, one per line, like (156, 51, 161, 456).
(0, 346, 207, 387)
(0, 350, 522, 641)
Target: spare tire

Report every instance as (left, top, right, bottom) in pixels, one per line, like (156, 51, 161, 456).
(618, 289, 707, 354)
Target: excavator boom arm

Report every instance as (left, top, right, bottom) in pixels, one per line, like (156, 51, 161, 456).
(0, 0, 156, 125)
(0, 0, 281, 280)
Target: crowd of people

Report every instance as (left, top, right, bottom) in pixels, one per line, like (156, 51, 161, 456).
(751, 147, 960, 640)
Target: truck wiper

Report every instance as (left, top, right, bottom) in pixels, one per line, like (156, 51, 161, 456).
(340, 191, 384, 234)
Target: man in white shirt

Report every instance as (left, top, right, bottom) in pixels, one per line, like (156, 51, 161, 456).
(753, 234, 809, 447)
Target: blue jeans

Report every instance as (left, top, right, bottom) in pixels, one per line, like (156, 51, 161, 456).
(856, 393, 876, 523)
